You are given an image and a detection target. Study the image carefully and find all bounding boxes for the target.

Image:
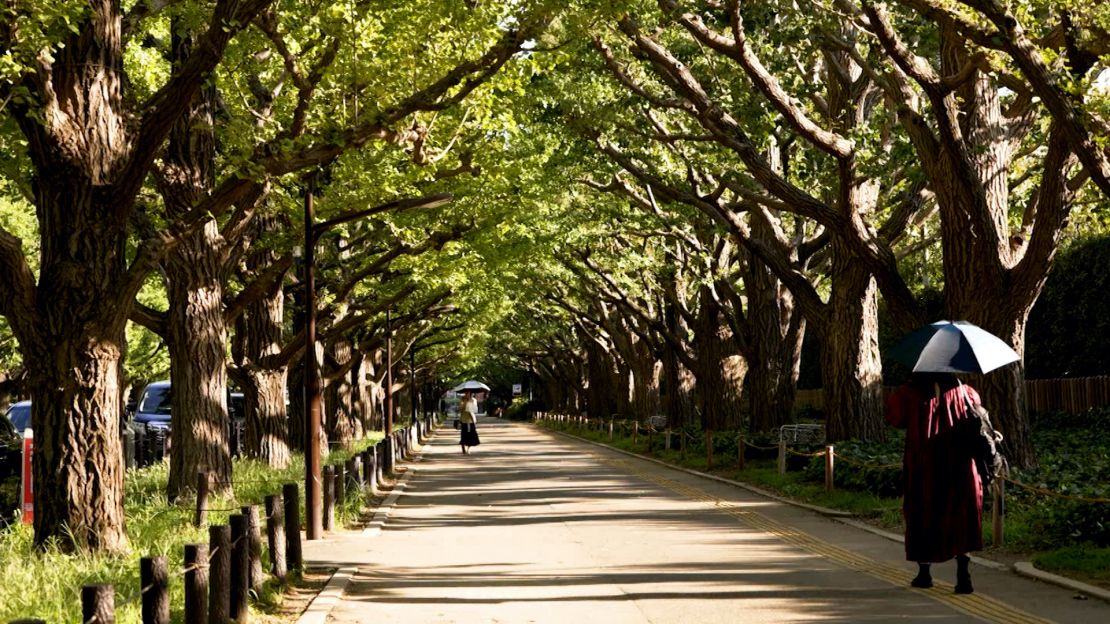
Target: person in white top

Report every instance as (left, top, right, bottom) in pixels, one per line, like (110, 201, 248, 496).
(459, 390, 481, 454)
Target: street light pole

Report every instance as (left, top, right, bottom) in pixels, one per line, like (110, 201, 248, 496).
(384, 309, 393, 435)
(304, 182, 323, 541)
(301, 190, 451, 534)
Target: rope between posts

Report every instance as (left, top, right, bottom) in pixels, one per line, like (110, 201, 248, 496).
(1001, 476, 1110, 504)
(784, 447, 825, 458)
(742, 439, 780, 451)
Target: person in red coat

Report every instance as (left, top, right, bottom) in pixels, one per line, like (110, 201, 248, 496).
(886, 372, 984, 594)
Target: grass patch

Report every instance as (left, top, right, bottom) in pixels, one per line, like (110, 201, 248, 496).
(1033, 546, 1110, 588)
(0, 433, 381, 624)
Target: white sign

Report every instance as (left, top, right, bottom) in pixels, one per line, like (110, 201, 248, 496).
(512, 384, 522, 396)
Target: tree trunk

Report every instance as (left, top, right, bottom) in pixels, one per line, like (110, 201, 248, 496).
(693, 290, 746, 431)
(744, 251, 805, 432)
(325, 341, 356, 449)
(822, 246, 884, 442)
(28, 337, 128, 552)
(165, 225, 233, 500)
(232, 216, 291, 468)
(160, 28, 232, 499)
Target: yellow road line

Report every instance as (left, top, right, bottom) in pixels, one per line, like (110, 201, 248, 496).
(601, 456, 1054, 624)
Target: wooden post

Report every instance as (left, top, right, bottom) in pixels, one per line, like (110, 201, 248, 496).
(778, 438, 786, 475)
(992, 480, 1005, 546)
(265, 495, 287, 582)
(609, 420, 614, 441)
(82, 584, 115, 624)
(335, 462, 346, 510)
(825, 445, 835, 493)
(282, 483, 302, 572)
(665, 429, 671, 451)
(141, 556, 170, 624)
(632, 422, 638, 446)
(207, 525, 231, 624)
(229, 514, 249, 623)
(737, 432, 745, 471)
(241, 505, 264, 594)
(365, 448, 378, 496)
(323, 466, 335, 531)
(705, 430, 713, 469)
(348, 457, 360, 491)
(194, 471, 209, 528)
(184, 544, 209, 624)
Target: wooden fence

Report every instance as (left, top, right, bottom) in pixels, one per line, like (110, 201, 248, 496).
(795, 376, 1110, 415)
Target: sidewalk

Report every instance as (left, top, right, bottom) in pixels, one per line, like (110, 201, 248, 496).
(302, 418, 1110, 623)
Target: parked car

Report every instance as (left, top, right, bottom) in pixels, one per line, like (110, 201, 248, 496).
(4, 400, 30, 435)
(134, 381, 172, 431)
(0, 405, 21, 522)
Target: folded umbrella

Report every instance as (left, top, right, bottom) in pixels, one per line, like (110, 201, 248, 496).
(890, 320, 1019, 374)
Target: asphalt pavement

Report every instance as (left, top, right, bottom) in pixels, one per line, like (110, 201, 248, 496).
(301, 417, 1110, 623)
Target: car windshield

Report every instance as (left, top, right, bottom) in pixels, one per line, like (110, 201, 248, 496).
(6, 403, 30, 432)
(139, 386, 172, 414)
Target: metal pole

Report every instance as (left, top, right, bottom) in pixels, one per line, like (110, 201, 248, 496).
(528, 362, 534, 402)
(385, 310, 393, 435)
(304, 183, 323, 541)
(410, 348, 417, 424)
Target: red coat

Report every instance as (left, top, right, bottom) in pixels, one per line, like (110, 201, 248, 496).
(885, 383, 984, 562)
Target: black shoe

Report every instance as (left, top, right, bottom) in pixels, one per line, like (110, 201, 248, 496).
(911, 573, 933, 588)
(954, 577, 973, 594)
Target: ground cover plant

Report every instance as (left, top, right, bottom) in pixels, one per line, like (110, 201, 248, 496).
(0, 433, 381, 623)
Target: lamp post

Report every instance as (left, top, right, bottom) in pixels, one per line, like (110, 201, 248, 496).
(384, 310, 393, 436)
(410, 347, 417, 424)
(302, 188, 452, 540)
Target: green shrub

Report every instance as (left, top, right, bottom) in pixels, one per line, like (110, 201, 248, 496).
(802, 435, 904, 498)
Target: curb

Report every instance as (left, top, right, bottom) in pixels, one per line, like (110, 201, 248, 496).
(538, 424, 1110, 594)
(294, 425, 437, 624)
(1013, 561, 1110, 603)
(296, 565, 357, 624)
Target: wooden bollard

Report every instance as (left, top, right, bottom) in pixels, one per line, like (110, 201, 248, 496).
(348, 457, 361, 490)
(665, 429, 671, 451)
(141, 556, 170, 624)
(992, 480, 1005, 546)
(82, 584, 115, 624)
(207, 526, 231, 624)
(705, 430, 714, 469)
(375, 441, 386, 483)
(323, 466, 335, 531)
(264, 495, 287, 582)
(194, 471, 209, 527)
(778, 439, 787, 475)
(242, 505, 264, 594)
(229, 514, 249, 623)
(382, 438, 393, 477)
(365, 448, 378, 496)
(335, 462, 346, 510)
(282, 483, 302, 571)
(825, 445, 835, 493)
(737, 432, 745, 471)
(184, 544, 209, 624)
(609, 420, 614, 441)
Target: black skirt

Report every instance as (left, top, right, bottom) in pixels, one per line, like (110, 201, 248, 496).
(459, 422, 480, 446)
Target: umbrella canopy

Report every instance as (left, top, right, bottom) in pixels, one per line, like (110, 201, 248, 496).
(890, 320, 1019, 374)
(452, 380, 491, 393)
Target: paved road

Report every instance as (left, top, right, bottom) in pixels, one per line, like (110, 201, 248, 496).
(304, 418, 1109, 623)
